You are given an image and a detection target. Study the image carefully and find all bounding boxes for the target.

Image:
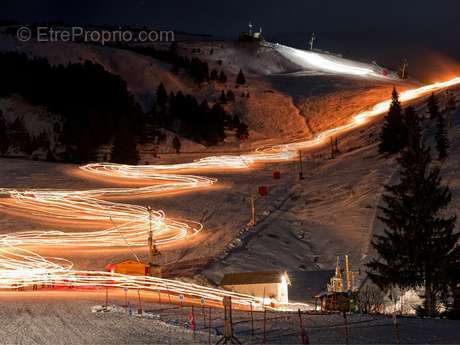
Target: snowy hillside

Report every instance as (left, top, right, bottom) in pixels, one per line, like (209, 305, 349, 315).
(272, 43, 398, 79)
(0, 34, 413, 149)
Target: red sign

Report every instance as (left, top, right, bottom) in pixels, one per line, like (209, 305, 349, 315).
(273, 171, 281, 179)
(258, 186, 268, 196)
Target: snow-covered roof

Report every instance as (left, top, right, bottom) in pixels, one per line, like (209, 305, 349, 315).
(220, 271, 288, 285)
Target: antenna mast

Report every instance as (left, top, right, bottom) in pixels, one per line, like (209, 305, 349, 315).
(309, 32, 316, 51)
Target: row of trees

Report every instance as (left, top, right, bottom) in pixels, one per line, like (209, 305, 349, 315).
(0, 52, 144, 163)
(0, 52, 252, 164)
(379, 89, 451, 160)
(369, 89, 459, 317)
(0, 113, 51, 157)
(153, 82, 248, 146)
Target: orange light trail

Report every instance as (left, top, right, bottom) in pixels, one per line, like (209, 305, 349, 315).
(0, 77, 459, 310)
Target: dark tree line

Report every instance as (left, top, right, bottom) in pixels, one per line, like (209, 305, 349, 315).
(370, 95, 459, 317)
(378, 88, 407, 154)
(0, 52, 143, 163)
(0, 52, 251, 164)
(152, 83, 248, 145)
(0, 111, 55, 159)
(379, 89, 452, 161)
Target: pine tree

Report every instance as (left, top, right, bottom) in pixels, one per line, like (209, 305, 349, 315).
(172, 135, 181, 154)
(156, 82, 168, 113)
(9, 116, 31, 153)
(232, 114, 241, 129)
(446, 94, 456, 128)
(435, 114, 449, 160)
(236, 122, 249, 139)
(446, 94, 456, 113)
(427, 93, 440, 120)
(367, 136, 460, 316)
(0, 110, 9, 154)
(219, 90, 227, 104)
(236, 69, 246, 85)
(111, 128, 139, 165)
(404, 106, 421, 148)
(226, 90, 235, 102)
(218, 70, 227, 83)
(210, 69, 218, 81)
(379, 88, 406, 154)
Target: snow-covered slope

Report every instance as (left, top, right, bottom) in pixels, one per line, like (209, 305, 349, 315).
(273, 43, 398, 79)
(0, 35, 412, 146)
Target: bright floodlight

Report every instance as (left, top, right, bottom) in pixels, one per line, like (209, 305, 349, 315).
(275, 44, 376, 76)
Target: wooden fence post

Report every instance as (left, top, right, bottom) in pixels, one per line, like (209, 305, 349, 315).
(263, 307, 267, 344)
(250, 303, 254, 338)
(208, 307, 212, 345)
(298, 309, 306, 345)
(343, 311, 349, 345)
(137, 289, 143, 315)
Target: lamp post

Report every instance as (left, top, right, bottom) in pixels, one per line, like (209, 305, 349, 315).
(298, 151, 304, 180)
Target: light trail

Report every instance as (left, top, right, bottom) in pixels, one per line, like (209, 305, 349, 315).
(81, 77, 460, 174)
(0, 77, 459, 310)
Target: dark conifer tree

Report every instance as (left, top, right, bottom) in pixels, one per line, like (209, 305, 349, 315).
(190, 58, 209, 83)
(367, 136, 460, 316)
(171, 62, 180, 74)
(427, 93, 440, 120)
(236, 69, 246, 85)
(111, 127, 139, 165)
(218, 70, 227, 84)
(236, 122, 249, 139)
(446, 94, 456, 113)
(219, 90, 227, 104)
(404, 106, 421, 148)
(435, 114, 449, 161)
(226, 90, 235, 102)
(9, 116, 31, 153)
(379, 88, 406, 154)
(74, 127, 100, 163)
(172, 135, 181, 154)
(0, 110, 9, 154)
(210, 69, 218, 81)
(232, 114, 241, 129)
(156, 82, 168, 113)
(46, 147, 56, 162)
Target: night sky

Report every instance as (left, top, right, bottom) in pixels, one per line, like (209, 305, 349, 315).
(2, 0, 460, 80)
(1, 0, 458, 36)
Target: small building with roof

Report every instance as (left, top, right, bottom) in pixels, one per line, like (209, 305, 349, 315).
(220, 271, 290, 304)
(239, 21, 264, 42)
